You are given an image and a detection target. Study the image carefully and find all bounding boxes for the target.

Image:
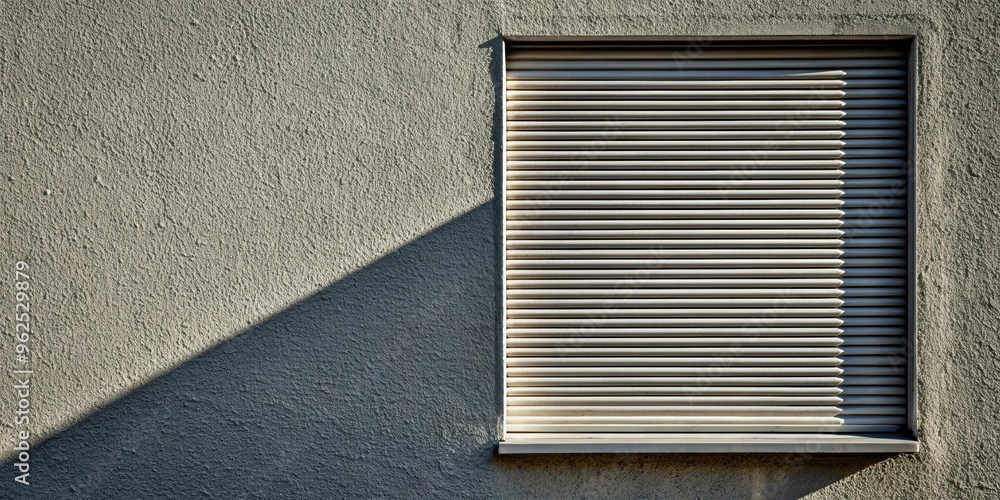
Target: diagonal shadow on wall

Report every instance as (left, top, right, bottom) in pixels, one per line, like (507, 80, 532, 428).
(2, 200, 893, 499)
(4, 203, 501, 498)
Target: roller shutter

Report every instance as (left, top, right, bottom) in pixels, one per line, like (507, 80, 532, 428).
(501, 40, 913, 449)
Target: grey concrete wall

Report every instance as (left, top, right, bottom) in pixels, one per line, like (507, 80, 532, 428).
(1, 0, 998, 497)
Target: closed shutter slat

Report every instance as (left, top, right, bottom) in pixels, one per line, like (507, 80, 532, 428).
(510, 347, 846, 356)
(507, 308, 848, 318)
(509, 140, 902, 149)
(510, 396, 852, 405)
(508, 100, 904, 110)
(507, 48, 905, 60)
(507, 239, 905, 250)
(507, 80, 905, 91)
(505, 423, 904, 433)
(509, 109, 903, 121)
(507, 58, 905, 70)
(507, 366, 845, 376)
(508, 189, 902, 199)
(509, 347, 844, 357)
(510, 189, 852, 199)
(509, 406, 845, 416)
(508, 278, 850, 288)
(509, 376, 844, 387)
(508, 356, 845, 367)
(508, 119, 905, 129)
(507, 328, 848, 337)
(507, 337, 847, 346)
(506, 416, 849, 424)
(508, 209, 847, 219)
(507, 229, 900, 239)
(506, 336, 902, 346)
(507, 90, 905, 101)
(508, 129, 904, 140)
(507, 68, 904, 80)
(507, 289, 844, 298)
(509, 386, 846, 396)
(507, 200, 847, 209)
(509, 180, 903, 189)
(508, 149, 903, 159)
(509, 297, 847, 308)
(508, 159, 903, 168)
(506, 318, 847, 328)
(507, 248, 857, 260)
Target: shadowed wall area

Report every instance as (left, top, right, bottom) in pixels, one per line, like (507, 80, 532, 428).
(4, 204, 498, 498)
(3, 203, 887, 499)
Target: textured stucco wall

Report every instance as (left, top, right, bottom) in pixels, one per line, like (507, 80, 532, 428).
(2, 0, 999, 498)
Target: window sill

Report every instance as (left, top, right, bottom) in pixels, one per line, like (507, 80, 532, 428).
(498, 434, 919, 454)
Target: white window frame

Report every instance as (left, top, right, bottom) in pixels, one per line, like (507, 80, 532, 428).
(497, 36, 919, 454)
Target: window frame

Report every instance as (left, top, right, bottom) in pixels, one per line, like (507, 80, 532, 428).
(497, 36, 919, 454)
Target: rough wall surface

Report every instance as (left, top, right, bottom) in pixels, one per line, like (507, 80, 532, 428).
(1, 0, 998, 498)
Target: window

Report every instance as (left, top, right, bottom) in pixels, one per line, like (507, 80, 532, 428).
(499, 38, 917, 453)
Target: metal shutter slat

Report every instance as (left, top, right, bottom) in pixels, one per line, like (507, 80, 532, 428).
(510, 139, 863, 148)
(507, 328, 847, 337)
(507, 337, 846, 346)
(507, 366, 845, 376)
(503, 423, 904, 433)
(507, 68, 904, 80)
(506, 58, 906, 70)
(508, 278, 848, 288)
(508, 128, 904, 140)
(508, 297, 846, 308)
(507, 199, 847, 209)
(507, 119, 905, 129)
(508, 250, 849, 259)
(508, 376, 844, 387)
(508, 109, 903, 120)
(506, 47, 906, 60)
(508, 347, 844, 357)
(507, 100, 904, 110)
(507, 89, 906, 101)
(507, 288, 846, 298)
(508, 386, 845, 396)
(508, 159, 897, 168)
